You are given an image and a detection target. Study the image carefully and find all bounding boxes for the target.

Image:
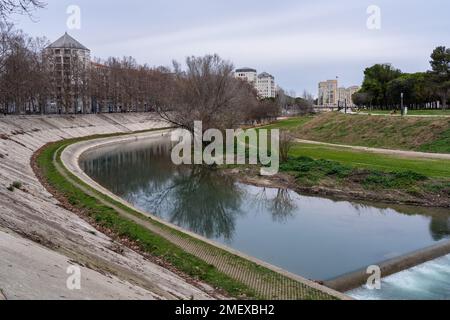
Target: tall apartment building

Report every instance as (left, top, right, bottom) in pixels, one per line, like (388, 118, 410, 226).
(318, 80, 338, 106)
(235, 68, 276, 99)
(235, 67, 258, 86)
(46, 32, 91, 114)
(257, 72, 276, 99)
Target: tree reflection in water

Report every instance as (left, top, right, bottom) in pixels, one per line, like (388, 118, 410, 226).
(430, 217, 450, 241)
(81, 137, 450, 249)
(147, 166, 243, 241)
(252, 188, 297, 223)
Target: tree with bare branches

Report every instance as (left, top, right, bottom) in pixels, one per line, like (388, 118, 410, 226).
(156, 54, 259, 133)
(0, 0, 46, 21)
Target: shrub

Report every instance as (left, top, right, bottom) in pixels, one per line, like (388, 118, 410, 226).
(12, 181, 22, 189)
(7, 181, 23, 191)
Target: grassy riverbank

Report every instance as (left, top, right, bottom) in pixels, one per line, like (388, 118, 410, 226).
(290, 143, 450, 179)
(280, 156, 450, 207)
(252, 114, 450, 206)
(34, 132, 339, 300)
(281, 113, 450, 154)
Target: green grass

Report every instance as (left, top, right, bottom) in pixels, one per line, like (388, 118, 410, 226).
(419, 127, 450, 153)
(279, 113, 450, 154)
(262, 116, 314, 130)
(280, 156, 449, 198)
(289, 143, 450, 179)
(245, 116, 450, 179)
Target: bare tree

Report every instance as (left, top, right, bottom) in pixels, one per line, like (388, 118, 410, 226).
(302, 90, 314, 104)
(156, 54, 258, 133)
(0, 0, 46, 21)
(279, 130, 295, 163)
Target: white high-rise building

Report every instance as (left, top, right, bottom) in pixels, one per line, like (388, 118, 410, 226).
(235, 68, 258, 86)
(256, 72, 276, 99)
(235, 68, 277, 99)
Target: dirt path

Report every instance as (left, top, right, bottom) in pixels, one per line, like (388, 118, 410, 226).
(357, 113, 450, 118)
(296, 139, 450, 160)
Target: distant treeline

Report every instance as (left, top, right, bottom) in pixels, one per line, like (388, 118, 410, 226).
(353, 46, 450, 110)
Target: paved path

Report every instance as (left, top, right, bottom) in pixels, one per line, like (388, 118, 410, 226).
(357, 113, 450, 118)
(60, 132, 349, 300)
(296, 139, 450, 160)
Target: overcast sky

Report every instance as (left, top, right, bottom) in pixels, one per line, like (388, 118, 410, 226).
(11, 0, 450, 96)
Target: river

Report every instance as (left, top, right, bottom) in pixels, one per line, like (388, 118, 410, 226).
(79, 135, 450, 294)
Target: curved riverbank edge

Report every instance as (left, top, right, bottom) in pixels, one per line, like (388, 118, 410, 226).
(325, 240, 450, 292)
(60, 130, 350, 300)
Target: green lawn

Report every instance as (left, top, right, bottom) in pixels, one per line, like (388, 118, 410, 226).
(249, 116, 450, 179)
(262, 116, 313, 130)
(290, 143, 450, 179)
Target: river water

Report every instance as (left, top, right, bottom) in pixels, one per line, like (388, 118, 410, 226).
(79, 136, 450, 289)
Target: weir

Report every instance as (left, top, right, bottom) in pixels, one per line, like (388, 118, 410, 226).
(325, 240, 450, 292)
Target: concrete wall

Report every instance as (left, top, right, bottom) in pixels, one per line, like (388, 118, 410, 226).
(0, 113, 219, 300)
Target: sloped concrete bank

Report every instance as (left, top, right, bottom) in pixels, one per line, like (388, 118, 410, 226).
(0, 113, 218, 300)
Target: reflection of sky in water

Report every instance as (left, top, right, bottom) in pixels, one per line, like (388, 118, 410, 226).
(349, 255, 450, 300)
(80, 138, 450, 281)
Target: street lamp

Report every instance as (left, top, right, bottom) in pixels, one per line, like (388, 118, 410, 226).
(401, 92, 404, 116)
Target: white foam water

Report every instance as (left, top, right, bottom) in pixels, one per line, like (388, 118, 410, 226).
(348, 255, 450, 300)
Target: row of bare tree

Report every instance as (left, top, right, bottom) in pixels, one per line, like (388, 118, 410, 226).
(0, 25, 281, 130)
(0, 23, 51, 114)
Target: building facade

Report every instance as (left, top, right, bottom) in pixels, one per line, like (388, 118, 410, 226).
(235, 68, 258, 86)
(46, 32, 91, 114)
(338, 85, 360, 107)
(346, 86, 360, 107)
(318, 80, 338, 106)
(319, 80, 360, 107)
(257, 72, 276, 99)
(235, 68, 277, 99)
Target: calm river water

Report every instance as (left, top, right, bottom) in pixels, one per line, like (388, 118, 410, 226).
(80, 136, 450, 285)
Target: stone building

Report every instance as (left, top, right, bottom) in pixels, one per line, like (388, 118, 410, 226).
(318, 80, 338, 106)
(46, 32, 91, 114)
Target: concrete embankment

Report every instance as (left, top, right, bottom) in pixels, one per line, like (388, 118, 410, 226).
(325, 240, 450, 292)
(60, 131, 349, 300)
(0, 113, 218, 300)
